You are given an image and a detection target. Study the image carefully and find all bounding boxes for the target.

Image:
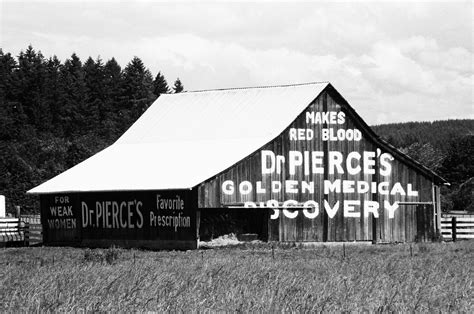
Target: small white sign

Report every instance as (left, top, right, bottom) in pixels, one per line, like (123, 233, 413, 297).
(0, 195, 5, 217)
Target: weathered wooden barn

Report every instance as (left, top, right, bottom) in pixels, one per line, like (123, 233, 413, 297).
(28, 82, 447, 249)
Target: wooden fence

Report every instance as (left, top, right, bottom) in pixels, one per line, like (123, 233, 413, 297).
(22, 215, 43, 245)
(0, 215, 42, 246)
(0, 218, 23, 243)
(441, 214, 474, 240)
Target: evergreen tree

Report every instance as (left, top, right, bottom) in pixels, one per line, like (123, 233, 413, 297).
(121, 56, 154, 128)
(103, 58, 123, 139)
(152, 71, 169, 97)
(0, 49, 17, 102)
(83, 56, 104, 130)
(58, 53, 87, 137)
(2, 46, 49, 213)
(15, 45, 49, 133)
(0, 49, 25, 140)
(173, 77, 184, 93)
(44, 56, 62, 136)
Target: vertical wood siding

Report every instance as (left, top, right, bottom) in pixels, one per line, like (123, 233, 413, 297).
(198, 91, 437, 243)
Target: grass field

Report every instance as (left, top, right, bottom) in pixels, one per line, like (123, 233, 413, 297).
(0, 242, 472, 311)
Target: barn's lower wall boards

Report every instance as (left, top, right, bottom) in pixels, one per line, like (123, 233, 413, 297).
(40, 190, 198, 249)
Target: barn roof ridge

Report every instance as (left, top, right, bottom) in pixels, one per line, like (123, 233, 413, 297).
(178, 81, 330, 94)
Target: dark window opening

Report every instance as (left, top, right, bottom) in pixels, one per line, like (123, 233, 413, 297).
(198, 208, 268, 242)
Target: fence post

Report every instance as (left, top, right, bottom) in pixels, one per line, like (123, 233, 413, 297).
(24, 221, 30, 246)
(452, 217, 457, 242)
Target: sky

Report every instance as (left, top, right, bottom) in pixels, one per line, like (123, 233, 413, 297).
(1, 0, 473, 125)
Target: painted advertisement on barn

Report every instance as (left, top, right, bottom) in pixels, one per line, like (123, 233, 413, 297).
(197, 91, 435, 242)
(41, 190, 197, 249)
(197, 92, 434, 242)
(221, 110, 418, 221)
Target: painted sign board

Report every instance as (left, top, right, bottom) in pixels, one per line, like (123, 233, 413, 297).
(40, 190, 197, 249)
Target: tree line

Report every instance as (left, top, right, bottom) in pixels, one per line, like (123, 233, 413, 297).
(0, 46, 183, 213)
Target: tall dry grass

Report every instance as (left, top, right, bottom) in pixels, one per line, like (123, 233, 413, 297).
(0, 242, 472, 311)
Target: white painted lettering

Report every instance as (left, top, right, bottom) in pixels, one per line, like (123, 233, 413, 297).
(344, 200, 360, 218)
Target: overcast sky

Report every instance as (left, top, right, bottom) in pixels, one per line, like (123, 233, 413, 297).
(1, 0, 472, 125)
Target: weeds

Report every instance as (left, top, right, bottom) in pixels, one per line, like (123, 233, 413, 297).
(0, 242, 472, 311)
(83, 247, 121, 264)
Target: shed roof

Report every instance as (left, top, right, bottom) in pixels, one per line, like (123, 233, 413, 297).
(28, 82, 329, 194)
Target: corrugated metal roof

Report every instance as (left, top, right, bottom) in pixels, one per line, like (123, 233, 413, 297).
(28, 82, 329, 194)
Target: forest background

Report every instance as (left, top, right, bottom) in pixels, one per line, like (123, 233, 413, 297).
(1, 46, 472, 214)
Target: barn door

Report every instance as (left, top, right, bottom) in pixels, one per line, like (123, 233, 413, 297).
(416, 204, 433, 242)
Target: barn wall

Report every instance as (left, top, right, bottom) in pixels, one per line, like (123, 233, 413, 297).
(198, 91, 436, 242)
(40, 190, 198, 249)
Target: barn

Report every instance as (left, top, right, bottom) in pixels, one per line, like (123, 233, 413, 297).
(28, 82, 447, 249)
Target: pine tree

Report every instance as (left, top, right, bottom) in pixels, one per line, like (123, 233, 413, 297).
(152, 71, 169, 97)
(0, 49, 23, 140)
(58, 53, 87, 137)
(1, 46, 48, 214)
(83, 56, 104, 130)
(103, 58, 123, 139)
(44, 56, 62, 136)
(0, 49, 17, 101)
(173, 78, 184, 93)
(15, 45, 50, 133)
(121, 56, 154, 128)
